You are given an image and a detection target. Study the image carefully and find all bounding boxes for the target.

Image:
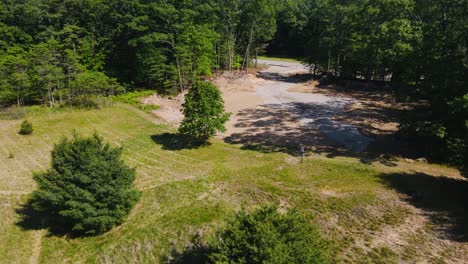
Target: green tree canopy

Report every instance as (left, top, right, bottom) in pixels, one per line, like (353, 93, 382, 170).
(179, 81, 230, 144)
(207, 206, 330, 264)
(28, 133, 141, 236)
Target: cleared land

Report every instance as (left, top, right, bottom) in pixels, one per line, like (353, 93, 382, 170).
(0, 101, 467, 263)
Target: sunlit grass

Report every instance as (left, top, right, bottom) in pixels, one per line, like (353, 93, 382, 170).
(257, 55, 302, 63)
(0, 104, 462, 263)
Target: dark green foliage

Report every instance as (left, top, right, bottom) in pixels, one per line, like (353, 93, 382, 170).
(113, 90, 156, 105)
(1, 0, 466, 168)
(268, 0, 468, 169)
(18, 120, 33, 135)
(179, 81, 230, 144)
(207, 206, 330, 264)
(28, 133, 140, 236)
(0, 0, 279, 105)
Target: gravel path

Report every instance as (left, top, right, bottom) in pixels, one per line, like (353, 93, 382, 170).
(255, 59, 372, 152)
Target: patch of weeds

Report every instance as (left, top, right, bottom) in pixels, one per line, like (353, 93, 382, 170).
(382, 206, 410, 226)
(343, 203, 410, 236)
(7, 152, 14, 159)
(113, 90, 155, 104)
(402, 231, 427, 261)
(138, 104, 160, 112)
(114, 90, 160, 112)
(0, 107, 26, 120)
(159, 203, 227, 226)
(366, 246, 398, 264)
(402, 244, 417, 261)
(429, 256, 447, 264)
(333, 233, 356, 256)
(325, 192, 378, 212)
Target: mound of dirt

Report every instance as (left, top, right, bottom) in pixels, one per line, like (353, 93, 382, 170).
(142, 93, 185, 126)
(213, 72, 269, 93)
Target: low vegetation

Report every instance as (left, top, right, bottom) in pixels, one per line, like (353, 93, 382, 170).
(113, 90, 160, 112)
(1, 105, 464, 263)
(18, 120, 33, 135)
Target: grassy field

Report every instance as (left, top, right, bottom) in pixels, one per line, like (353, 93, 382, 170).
(257, 55, 302, 63)
(0, 104, 466, 263)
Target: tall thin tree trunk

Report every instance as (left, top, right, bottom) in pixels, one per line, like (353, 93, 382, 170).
(47, 85, 53, 107)
(243, 26, 255, 73)
(255, 46, 258, 69)
(176, 55, 184, 93)
(336, 54, 341, 78)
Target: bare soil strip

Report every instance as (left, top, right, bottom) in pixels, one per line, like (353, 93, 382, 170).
(29, 230, 45, 264)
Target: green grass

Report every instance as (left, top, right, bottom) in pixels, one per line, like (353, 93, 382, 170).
(0, 104, 463, 263)
(113, 90, 160, 112)
(258, 55, 302, 63)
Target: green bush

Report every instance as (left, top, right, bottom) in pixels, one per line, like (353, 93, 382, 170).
(113, 90, 155, 104)
(179, 81, 230, 144)
(113, 90, 159, 111)
(28, 133, 141, 236)
(207, 206, 330, 264)
(18, 120, 33, 135)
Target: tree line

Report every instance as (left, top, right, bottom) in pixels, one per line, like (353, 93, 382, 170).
(1, 0, 466, 168)
(268, 0, 467, 171)
(0, 0, 279, 106)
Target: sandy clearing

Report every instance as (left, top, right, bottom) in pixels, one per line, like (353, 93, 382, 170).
(221, 59, 373, 152)
(145, 59, 405, 153)
(142, 93, 185, 126)
(214, 72, 268, 136)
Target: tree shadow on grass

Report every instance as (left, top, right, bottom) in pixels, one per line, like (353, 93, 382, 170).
(166, 246, 210, 264)
(379, 172, 468, 241)
(15, 200, 44, 231)
(151, 133, 210, 150)
(15, 199, 71, 237)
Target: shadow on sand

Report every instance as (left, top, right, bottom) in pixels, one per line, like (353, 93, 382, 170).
(223, 101, 412, 166)
(379, 172, 468, 241)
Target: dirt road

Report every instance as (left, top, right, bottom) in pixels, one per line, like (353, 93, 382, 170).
(222, 59, 373, 152)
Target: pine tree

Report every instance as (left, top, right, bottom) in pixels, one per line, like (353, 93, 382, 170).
(208, 206, 330, 264)
(29, 133, 140, 236)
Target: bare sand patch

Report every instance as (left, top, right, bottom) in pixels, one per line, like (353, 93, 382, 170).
(142, 93, 185, 126)
(213, 72, 268, 136)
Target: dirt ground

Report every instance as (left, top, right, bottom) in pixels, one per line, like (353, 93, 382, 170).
(143, 60, 427, 160)
(142, 93, 185, 126)
(137, 61, 468, 262)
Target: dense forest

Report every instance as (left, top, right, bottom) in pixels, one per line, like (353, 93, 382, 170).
(268, 0, 468, 169)
(0, 0, 467, 168)
(0, 0, 279, 105)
